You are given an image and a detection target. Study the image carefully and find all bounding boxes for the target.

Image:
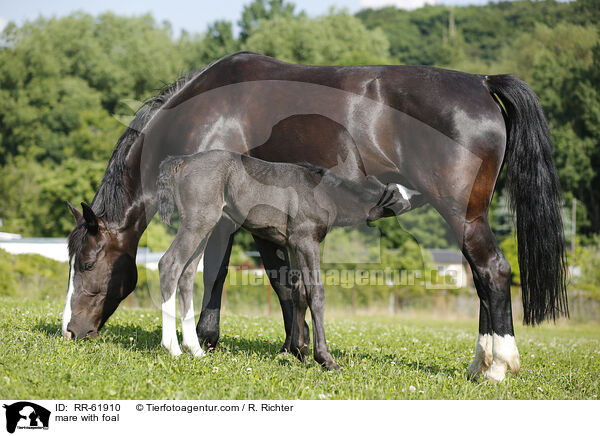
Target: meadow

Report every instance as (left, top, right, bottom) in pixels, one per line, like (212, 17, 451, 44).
(0, 297, 598, 400)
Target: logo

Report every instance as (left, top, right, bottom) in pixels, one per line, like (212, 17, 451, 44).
(2, 402, 50, 434)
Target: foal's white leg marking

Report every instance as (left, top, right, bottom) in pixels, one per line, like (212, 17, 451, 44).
(394, 183, 421, 201)
(467, 333, 493, 379)
(61, 259, 76, 337)
(181, 298, 205, 358)
(483, 334, 521, 383)
(161, 290, 182, 357)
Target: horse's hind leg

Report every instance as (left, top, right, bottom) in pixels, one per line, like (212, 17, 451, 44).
(178, 251, 206, 358)
(253, 236, 310, 353)
(444, 212, 520, 382)
(467, 301, 493, 378)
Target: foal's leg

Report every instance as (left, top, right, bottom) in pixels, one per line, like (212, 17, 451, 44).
(178, 252, 205, 358)
(160, 216, 222, 357)
(287, 249, 309, 362)
(253, 236, 310, 353)
(196, 217, 238, 348)
(290, 237, 340, 371)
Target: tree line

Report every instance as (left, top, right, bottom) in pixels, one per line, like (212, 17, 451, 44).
(0, 0, 597, 258)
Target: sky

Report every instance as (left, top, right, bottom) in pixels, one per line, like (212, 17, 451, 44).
(0, 0, 493, 35)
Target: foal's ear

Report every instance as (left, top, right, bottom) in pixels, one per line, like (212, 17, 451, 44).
(66, 201, 83, 223)
(81, 202, 99, 234)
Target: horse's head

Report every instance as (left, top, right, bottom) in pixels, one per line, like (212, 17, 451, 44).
(62, 201, 137, 340)
(366, 179, 412, 222)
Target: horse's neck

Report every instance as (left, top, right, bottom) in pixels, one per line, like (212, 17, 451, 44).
(95, 138, 157, 256)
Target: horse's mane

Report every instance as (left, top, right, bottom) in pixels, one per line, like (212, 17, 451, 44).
(296, 163, 383, 201)
(68, 54, 249, 257)
(89, 71, 198, 223)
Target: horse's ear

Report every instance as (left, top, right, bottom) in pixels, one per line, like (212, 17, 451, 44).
(81, 202, 99, 234)
(66, 201, 83, 223)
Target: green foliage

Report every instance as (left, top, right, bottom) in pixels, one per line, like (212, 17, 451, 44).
(500, 234, 520, 286)
(138, 217, 175, 252)
(238, 0, 299, 42)
(243, 10, 390, 65)
(0, 157, 107, 236)
(573, 236, 600, 300)
(0, 0, 598, 270)
(0, 249, 68, 299)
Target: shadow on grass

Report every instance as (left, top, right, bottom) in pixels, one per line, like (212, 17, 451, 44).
(33, 320, 162, 351)
(33, 320, 456, 376)
(217, 335, 283, 356)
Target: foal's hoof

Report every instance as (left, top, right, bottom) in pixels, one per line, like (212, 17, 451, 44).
(281, 322, 311, 354)
(184, 344, 207, 358)
(162, 343, 183, 357)
(291, 345, 309, 362)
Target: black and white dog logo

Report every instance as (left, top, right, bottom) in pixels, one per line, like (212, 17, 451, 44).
(2, 402, 50, 433)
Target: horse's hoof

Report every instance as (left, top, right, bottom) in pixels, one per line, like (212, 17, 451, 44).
(184, 344, 206, 358)
(198, 332, 219, 349)
(467, 363, 483, 381)
(483, 360, 507, 383)
(291, 345, 309, 362)
(467, 357, 490, 381)
(197, 310, 220, 349)
(279, 343, 291, 354)
(162, 344, 183, 357)
(323, 361, 341, 372)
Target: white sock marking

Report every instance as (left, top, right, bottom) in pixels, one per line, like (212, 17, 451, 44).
(394, 183, 420, 201)
(467, 333, 492, 379)
(61, 259, 76, 337)
(484, 334, 520, 383)
(181, 298, 205, 358)
(161, 290, 182, 356)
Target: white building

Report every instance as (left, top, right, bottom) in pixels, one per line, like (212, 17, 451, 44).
(0, 233, 171, 270)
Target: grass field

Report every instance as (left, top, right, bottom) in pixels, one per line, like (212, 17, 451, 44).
(0, 297, 598, 400)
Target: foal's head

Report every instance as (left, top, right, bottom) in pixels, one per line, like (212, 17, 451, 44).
(62, 202, 137, 340)
(363, 176, 409, 222)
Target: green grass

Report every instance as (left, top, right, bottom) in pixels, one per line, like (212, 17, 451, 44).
(0, 297, 598, 400)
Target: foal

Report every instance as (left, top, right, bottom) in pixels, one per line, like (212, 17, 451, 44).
(157, 150, 410, 370)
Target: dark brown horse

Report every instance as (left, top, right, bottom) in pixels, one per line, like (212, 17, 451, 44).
(62, 52, 567, 382)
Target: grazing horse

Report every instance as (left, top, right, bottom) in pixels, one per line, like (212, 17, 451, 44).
(62, 52, 567, 382)
(155, 150, 408, 370)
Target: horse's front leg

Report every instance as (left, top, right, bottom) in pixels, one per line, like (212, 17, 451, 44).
(178, 249, 206, 358)
(197, 217, 238, 348)
(290, 237, 340, 371)
(161, 219, 220, 357)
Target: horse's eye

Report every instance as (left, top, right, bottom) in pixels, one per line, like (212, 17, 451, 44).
(82, 261, 96, 271)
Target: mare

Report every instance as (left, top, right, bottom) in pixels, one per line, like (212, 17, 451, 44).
(63, 52, 567, 382)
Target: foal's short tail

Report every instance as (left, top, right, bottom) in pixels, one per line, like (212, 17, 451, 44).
(486, 74, 568, 325)
(157, 156, 185, 226)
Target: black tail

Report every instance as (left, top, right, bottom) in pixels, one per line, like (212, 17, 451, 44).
(157, 156, 185, 225)
(486, 74, 568, 325)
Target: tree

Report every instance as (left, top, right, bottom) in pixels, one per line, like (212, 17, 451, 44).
(243, 10, 390, 65)
(238, 0, 299, 42)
